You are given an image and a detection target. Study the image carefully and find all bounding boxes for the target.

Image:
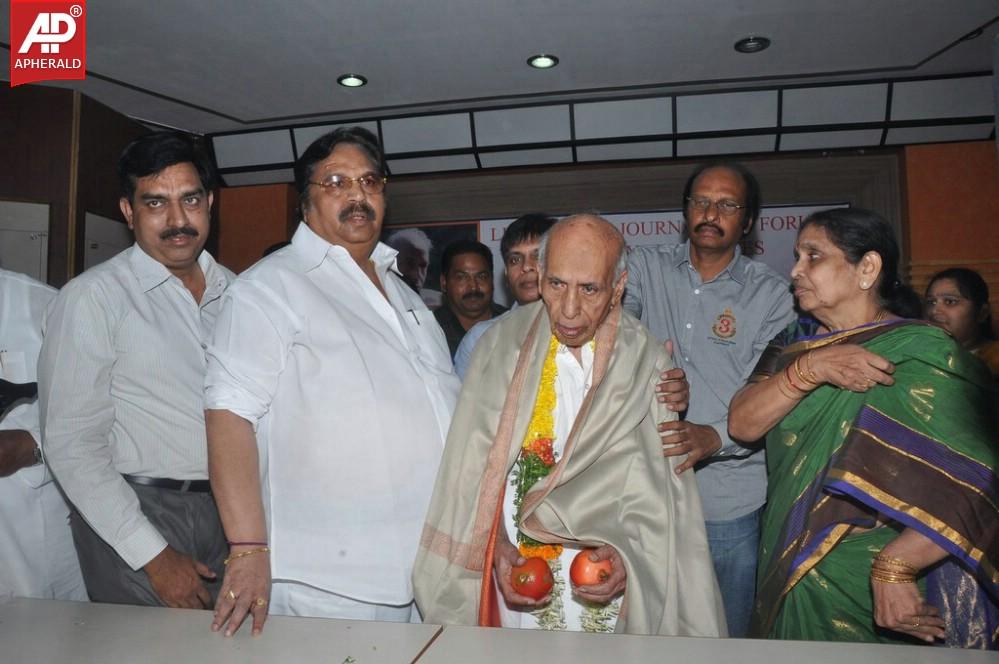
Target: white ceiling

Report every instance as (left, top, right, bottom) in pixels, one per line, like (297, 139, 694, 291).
(3, 1, 997, 179)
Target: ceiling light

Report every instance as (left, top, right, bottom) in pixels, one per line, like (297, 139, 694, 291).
(527, 54, 559, 69)
(337, 73, 368, 88)
(734, 36, 771, 54)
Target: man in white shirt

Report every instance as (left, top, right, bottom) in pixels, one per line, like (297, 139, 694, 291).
(206, 127, 460, 637)
(0, 268, 86, 601)
(39, 132, 233, 608)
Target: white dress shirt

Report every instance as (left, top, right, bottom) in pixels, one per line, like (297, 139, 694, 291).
(38, 246, 232, 571)
(0, 269, 86, 600)
(205, 223, 460, 606)
(500, 342, 622, 630)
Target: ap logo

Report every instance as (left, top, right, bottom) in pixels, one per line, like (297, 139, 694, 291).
(18, 11, 78, 54)
(9, 1, 87, 87)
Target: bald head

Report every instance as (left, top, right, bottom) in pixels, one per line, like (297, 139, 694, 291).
(538, 214, 628, 349)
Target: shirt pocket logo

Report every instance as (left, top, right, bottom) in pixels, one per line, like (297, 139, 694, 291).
(711, 308, 737, 340)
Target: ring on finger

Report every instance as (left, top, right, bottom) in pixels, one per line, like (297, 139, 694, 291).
(255, 597, 267, 607)
(226, 589, 237, 601)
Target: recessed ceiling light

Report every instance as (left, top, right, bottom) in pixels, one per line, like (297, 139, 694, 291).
(734, 36, 771, 54)
(337, 73, 368, 88)
(527, 54, 559, 69)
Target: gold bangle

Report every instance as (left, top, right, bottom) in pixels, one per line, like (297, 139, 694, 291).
(872, 561, 918, 575)
(793, 355, 817, 387)
(784, 363, 811, 393)
(873, 553, 917, 573)
(803, 351, 820, 384)
(870, 570, 916, 584)
(775, 373, 803, 400)
(223, 546, 270, 566)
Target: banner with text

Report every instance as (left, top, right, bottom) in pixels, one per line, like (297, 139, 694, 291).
(480, 204, 846, 306)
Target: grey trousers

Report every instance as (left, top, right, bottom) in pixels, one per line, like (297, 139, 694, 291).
(69, 481, 227, 607)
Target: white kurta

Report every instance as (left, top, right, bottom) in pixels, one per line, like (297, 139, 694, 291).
(500, 343, 621, 630)
(0, 269, 86, 601)
(205, 223, 460, 607)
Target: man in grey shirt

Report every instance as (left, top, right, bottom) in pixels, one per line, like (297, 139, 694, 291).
(39, 132, 233, 609)
(623, 162, 794, 637)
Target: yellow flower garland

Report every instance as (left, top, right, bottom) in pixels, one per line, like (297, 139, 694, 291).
(515, 334, 563, 561)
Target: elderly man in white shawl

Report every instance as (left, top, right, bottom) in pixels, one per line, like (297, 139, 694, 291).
(414, 214, 726, 636)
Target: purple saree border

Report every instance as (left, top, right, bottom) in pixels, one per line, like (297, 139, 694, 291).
(825, 478, 987, 588)
(855, 406, 998, 502)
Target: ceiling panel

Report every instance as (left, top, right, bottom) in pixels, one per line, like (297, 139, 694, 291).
(382, 113, 472, 153)
(574, 98, 672, 139)
(782, 84, 888, 126)
(478, 148, 574, 168)
(890, 76, 993, 121)
(576, 141, 674, 161)
(780, 129, 884, 151)
(677, 91, 779, 133)
(677, 134, 777, 157)
(474, 106, 571, 147)
(387, 154, 479, 174)
(885, 123, 994, 144)
(213, 130, 294, 168)
(221, 169, 294, 187)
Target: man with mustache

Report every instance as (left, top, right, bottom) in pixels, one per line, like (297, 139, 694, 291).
(39, 132, 233, 608)
(434, 240, 507, 357)
(622, 162, 794, 637)
(205, 127, 459, 635)
(453, 213, 555, 379)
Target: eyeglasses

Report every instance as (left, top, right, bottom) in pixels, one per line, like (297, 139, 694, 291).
(308, 173, 386, 195)
(924, 296, 967, 308)
(685, 196, 746, 216)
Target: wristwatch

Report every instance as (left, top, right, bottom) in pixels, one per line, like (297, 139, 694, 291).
(31, 443, 42, 466)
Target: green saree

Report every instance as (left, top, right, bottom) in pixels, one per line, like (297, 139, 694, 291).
(750, 319, 998, 648)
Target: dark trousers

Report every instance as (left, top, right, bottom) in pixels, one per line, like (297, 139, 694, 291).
(70, 481, 227, 607)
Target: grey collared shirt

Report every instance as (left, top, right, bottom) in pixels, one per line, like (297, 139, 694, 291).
(623, 241, 794, 520)
(39, 245, 232, 569)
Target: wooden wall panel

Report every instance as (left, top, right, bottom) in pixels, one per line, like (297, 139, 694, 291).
(0, 85, 74, 286)
(217, 184, 296, 273)
(75, 94, 148, 277)
(904, 141, 999, 335)
(1, 86, 146, 285)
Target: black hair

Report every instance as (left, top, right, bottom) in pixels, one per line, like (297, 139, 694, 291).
(118, 132, 216, 202)
(500, 213, 556, 262)
(927, 267, 994, 340)
(293, 126, 386, 217)
(800, 208, 921, 318)
(441, 240, 494, 276)
(682, 161, 761, 230)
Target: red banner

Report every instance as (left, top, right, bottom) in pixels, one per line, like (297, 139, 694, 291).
(9, 0, 86, 87)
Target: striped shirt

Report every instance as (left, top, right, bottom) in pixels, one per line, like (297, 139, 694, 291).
(38, 245, 232, 570)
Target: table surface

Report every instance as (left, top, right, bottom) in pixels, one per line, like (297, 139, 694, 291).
(0, 598, 442, 664)
(416, 624, 997, 663)
(4, 599, 995, 663)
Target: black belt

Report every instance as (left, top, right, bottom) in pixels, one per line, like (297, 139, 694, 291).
(123, 473, 211, 493)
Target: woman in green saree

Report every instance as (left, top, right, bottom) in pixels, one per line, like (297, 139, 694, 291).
(729, 208, 997, 649)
